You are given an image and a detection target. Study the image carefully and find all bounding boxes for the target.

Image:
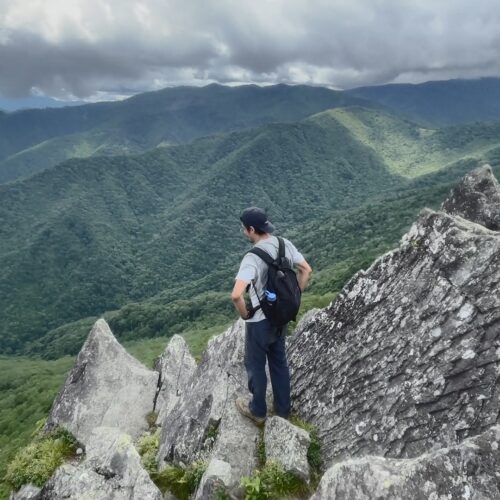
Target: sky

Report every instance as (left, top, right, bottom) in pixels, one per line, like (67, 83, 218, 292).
(1, 0, 500, 101)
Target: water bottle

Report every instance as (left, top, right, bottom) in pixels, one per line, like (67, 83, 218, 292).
(264, 290, 277, 305)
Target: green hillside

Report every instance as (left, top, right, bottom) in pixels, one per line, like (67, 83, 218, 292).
(2, 106, 500, 356)
(311, 107, 500, 177)
(0, 110, 411, 355)
(348, 77, 500, 127)
(22, 157, 499, 360)
(0, 84, 372, 183)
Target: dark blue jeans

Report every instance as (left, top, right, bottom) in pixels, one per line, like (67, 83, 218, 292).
(244, 318, 290, 418)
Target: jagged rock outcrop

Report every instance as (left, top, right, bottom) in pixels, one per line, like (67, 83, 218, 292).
(312, 425, 500, 499)
(441, 163, 500, 230)
(158, 320, 260, 495)
(37, 427, 162, 499)
(264, 417, 310, 481)
(153, 334, 197, 423)
(44, 319, 158, 444)
(288, 165, 500, 468)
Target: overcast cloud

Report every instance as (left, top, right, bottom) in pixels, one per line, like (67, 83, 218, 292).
(1, 0, 500, 99)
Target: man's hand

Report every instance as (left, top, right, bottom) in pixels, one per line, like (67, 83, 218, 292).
(231, 279, 250, 319)
(295, 260, 313, 292)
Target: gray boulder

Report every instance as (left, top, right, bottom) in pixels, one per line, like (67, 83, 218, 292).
(208, 398, 260, 491)
(153, 334, 196, 423)
(194, 459, 232, 500)
(37, 427, 162, 499)
(264, 417, 310, 481)
(288, 165, 500, 467)
(8, 484, 41, 500)
(441, 163, 500, 230)
(44, 319, 159, 444)
(312, 425, 500, 499)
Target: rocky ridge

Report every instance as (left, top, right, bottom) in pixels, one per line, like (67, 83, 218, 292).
(8, 164, 500, 499)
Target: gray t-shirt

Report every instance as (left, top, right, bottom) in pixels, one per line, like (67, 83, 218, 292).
(235, 235, 305, 322)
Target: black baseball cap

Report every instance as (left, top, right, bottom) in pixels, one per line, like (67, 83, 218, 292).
(240, 207, 275, 233)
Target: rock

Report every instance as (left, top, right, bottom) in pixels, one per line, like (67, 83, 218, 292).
(158, 320, 259, 496)
(37, 427, 162, 499)
(153, 334, 196, 424)
(311, 425, 500, 499)
(288, 165, 500, 467)
(8, 483, 41, 500)
(208, 398, 259, 492)
(194, 459, 232, 500)
(158, 320, 249, 465)
(441, 163, 500, 230)
(264, 417, 310, 481)
(44, 319, 159, 444)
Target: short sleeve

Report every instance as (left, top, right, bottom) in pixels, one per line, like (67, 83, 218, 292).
(235, 254, 258, 283)
(285, 239, 305, 265)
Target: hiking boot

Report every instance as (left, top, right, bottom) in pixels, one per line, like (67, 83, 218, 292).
(235, 397, 266, 425)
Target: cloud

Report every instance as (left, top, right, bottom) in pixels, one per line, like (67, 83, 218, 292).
(1, 0, 500, 98)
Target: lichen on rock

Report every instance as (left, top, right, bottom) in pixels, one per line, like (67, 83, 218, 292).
(288, 165, 500, 469)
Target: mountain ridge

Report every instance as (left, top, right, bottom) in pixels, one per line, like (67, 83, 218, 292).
(0, 84, 375, 184)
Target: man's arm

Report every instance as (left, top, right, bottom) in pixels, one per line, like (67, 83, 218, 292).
(231, 279, 250, 319)
(295, 259, 312, 292)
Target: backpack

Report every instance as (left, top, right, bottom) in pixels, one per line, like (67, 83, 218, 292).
(247, 236, 302, 327)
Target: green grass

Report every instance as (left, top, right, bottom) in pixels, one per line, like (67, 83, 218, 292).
(151, 461, 207, 499)
(240, 461, 311, 500)
(0, 355, 75, 499)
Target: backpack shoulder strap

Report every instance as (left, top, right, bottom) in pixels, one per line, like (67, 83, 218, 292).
(277, 236, 285, 260)
(247, 247, 277, 266)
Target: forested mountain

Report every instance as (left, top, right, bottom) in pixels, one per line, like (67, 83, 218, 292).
(2, 103, 500, 357)
(348, 77, 500, 126)
(0, 84, 372, 184)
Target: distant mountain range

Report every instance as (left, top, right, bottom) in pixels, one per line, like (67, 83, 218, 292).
(0, 84, 373, 184)
(347, 77, 500, 126)
(4, 77, 500, 184)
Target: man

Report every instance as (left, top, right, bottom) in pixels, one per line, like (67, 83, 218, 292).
(231, 207, 312, 424)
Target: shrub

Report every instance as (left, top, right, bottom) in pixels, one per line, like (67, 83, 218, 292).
(240, 461, 310, 500)
(136, 429, 160, 475)
(135, 427, 206, 498)
(151, 461, 207, 500)
(4, 425, 81, 491)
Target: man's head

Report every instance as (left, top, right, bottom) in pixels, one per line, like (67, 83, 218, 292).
(240, 207, 275, 242)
